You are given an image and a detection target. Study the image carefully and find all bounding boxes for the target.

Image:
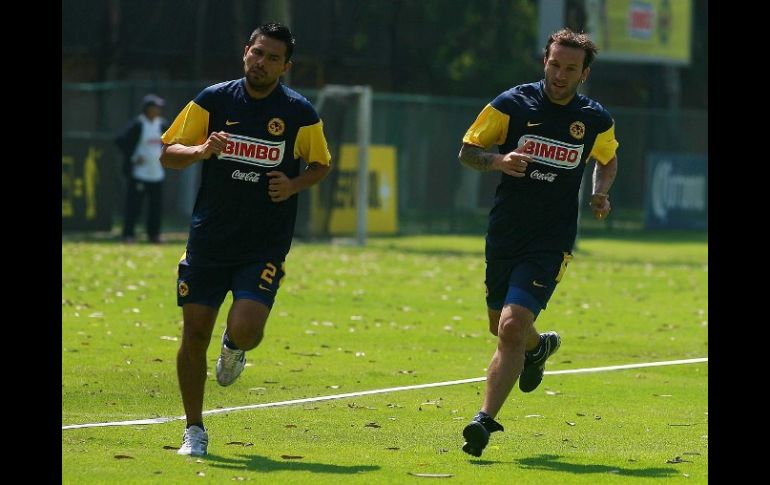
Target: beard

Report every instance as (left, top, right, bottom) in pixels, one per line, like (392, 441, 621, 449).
(544, 78, 578, 103)
(245, 68, 276, 91)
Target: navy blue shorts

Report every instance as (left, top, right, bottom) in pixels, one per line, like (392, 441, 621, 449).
(485, 251, 573, 317)
(176, 254, 285, 309)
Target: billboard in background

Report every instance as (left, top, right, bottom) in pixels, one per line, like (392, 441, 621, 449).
(311, 144, 398, 235)
(62, 138, 115, 231)
(644, 152, 706, 229)
(586, 0, 691, 65)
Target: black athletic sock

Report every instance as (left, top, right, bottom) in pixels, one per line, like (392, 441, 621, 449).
(474, 411, 491, 421)
(473, 412, 504, 433)
(526, 335, 545, 358)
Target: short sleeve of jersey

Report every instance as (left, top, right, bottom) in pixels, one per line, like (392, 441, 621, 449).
(590, 121, 619, 165)
(294, 120, 331, 166)
(161, 87, 216, 146)
(161, 101, 210, 146)
(462, 104, 510, 149)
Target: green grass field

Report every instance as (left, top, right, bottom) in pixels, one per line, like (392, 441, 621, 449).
(62, 233, 708, 483)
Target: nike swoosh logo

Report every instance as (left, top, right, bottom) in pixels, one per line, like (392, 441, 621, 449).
(527, 122, 543, 127)
(258, 284, 272, 292)
(225, 120, 240, 126)
(532, 280, 548, 288)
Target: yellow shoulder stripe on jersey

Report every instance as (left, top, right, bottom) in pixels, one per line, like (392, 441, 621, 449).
(294, 120, 332, 166)
(590, 122, 619, 165)
(161, 101, 210, 147)
(462, 104, 510, 149)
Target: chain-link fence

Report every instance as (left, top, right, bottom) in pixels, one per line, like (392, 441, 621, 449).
(63, 81, 707, 235)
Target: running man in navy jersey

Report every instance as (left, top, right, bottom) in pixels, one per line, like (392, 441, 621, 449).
(160, 23, 331, 457)
(458, 28, 618, 457)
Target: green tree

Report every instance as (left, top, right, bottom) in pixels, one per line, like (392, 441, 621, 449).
(343, 0, 541, 96)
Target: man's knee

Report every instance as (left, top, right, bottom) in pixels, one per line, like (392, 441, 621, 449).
(498, 319, 529, 343)
(227, 299, 270, 350)
(230, 326, 263, 350)
(182, 323, 214, 346)
(179, 326, 214, 361)
(497, 305, 535, 345)
(180, 304, 218, 348)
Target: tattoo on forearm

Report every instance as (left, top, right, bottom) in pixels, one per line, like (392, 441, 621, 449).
(460, 146, 497, 171)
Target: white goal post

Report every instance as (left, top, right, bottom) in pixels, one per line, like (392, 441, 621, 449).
(315, 84, 372, 246)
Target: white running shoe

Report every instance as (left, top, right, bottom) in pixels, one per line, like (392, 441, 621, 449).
(177, 425, 208, 456)
(215, 332, 246, 386)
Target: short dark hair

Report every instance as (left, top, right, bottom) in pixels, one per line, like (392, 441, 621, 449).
(545, 28, 598, 69)
(248, 22, 295, 62)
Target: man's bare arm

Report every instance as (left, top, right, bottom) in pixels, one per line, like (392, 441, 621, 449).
(160, 131, 229, 170)
(266, 162, 331, 202)
(592, 155, 617, 196)
(589, 155, 618, 220)
(291, 162, 331, 193)
(459, 143, 502, 171)
(459, 142, 533, 178)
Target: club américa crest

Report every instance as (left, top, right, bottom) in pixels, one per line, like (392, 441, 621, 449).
(569, 121, 585, 140)
(178, 281, 189, 297)
(267, 118, 285, 136)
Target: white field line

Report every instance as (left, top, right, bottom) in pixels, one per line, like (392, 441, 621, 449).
(62, 357, 707, 430)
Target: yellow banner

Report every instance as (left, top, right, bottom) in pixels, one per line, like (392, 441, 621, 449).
(62, 139, 114, 231)
(311, 144, 398, 235)
(586, 0, 691, 65)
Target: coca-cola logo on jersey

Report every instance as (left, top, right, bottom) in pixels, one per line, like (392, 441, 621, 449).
(231, 170, 261, 183)
(530, 170, 557, 182)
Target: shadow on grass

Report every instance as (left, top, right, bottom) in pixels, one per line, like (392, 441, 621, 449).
(469, 459, 499, 466)
(513, 454, 678, 478)
(205, 453, 380, 475)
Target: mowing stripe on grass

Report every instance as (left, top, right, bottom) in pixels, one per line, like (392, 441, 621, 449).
(62, 357, 707, 430)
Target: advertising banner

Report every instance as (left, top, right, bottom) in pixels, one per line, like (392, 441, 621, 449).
(644, 152, 707, 229)
(586, 0, 692, 65)
(62, 138, 115, 231)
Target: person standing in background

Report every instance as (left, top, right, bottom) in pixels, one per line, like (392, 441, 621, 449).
(115, 94, 169, 243)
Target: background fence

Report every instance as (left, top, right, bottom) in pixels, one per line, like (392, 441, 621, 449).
(62, 80, 707, 235)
